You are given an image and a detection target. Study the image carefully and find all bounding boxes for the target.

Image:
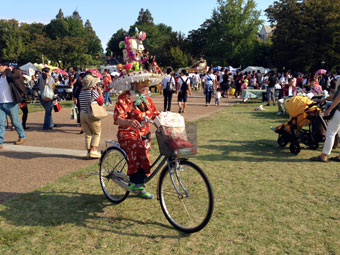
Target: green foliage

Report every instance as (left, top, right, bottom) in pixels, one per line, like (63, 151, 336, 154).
(106, 28, 129, 59)
(266, 0, 340, 72)
(0, 9, 103, 68)
(166, 46, 189, 70)
(187, 0, 263, 67)
(0, 19, 25, 62)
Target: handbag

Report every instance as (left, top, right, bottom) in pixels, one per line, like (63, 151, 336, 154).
(42, 85, 54, 101)
(88, 90, 108, 120)
(53, 101, 61, 112)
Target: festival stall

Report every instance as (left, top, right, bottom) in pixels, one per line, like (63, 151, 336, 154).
(19, 62, 37, 77)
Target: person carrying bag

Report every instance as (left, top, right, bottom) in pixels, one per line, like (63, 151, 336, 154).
(88, 90, 108, 120)
(79, 73, 105, 159)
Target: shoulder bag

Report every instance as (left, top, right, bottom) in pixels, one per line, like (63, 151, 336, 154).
(88, 90, 108, 120)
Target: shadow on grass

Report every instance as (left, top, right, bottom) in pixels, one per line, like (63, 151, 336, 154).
(0, 192, 22, 204)
(0, 191, 187, 239)
(196, 139, 310, 162)
(0, 151, 85, 160)
(250, 110, 290, 122)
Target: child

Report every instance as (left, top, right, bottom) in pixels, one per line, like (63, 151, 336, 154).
(215, 88, 221, 106)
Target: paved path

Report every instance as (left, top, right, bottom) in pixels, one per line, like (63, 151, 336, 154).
(0, 92, 241, 202)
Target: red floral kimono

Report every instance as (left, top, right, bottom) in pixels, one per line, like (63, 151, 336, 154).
(114, 91, 159, 175)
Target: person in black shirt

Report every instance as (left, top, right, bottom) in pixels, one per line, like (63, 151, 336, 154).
(266, 72, 277, 106)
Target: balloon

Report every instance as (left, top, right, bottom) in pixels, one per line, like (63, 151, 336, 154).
(119, 41, 126, 49)
(133, 62, 140, 71)
(138, 31, 146, 41)
(124, 63, 132, 71)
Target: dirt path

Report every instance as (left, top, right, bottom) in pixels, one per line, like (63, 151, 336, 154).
(0, 92, 241, 202)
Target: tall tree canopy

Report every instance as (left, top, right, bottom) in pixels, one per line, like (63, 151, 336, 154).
(0, 9, 103, 68)
(187, 0, 263, 67)
(266, 0, 340, 72)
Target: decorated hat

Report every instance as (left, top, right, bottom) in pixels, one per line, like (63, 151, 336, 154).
(112, 31, 163, 92)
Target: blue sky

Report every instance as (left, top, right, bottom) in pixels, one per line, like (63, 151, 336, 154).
(2, 0, 274, 49)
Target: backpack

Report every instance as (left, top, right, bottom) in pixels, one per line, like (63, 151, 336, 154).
(165, 77, 176, 92)
(180, 77, 189, 94)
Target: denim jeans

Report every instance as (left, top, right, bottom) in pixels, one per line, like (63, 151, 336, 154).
(104, 91, 112, 105)
(40, 99, 54, 130)
(266, 87, 275, 102)
(0, 103, 26, 144)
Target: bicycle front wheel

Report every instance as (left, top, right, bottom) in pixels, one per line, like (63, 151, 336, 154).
(158, 160, 214, 233)
(99, 147, 129, 204)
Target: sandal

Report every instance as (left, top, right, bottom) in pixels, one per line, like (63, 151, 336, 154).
(310, 156, 328, 162)
(329, 156, 340, 162)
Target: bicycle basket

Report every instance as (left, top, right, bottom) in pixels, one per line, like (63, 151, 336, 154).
(156, 123, 197, 158)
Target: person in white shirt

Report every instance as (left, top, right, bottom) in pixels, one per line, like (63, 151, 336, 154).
(177, 69, 192, 113)
(0, 60, 26, 148)
(205, 68, 217, 106)
(192, 72, 201, 90)
(161, 68, 176, 112)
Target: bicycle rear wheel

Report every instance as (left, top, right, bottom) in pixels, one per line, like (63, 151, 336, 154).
(99, 147, 129, 204)
(158, 160, 214, 233)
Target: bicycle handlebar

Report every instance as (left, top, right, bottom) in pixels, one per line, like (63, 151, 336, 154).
(140, 116, 157, 128)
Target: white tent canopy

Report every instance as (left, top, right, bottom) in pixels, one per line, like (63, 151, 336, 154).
(241, 66, 272, 74)
(20, 62, 37, 77)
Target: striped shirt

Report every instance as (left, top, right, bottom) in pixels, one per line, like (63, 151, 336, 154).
(79, 89, 100, 113)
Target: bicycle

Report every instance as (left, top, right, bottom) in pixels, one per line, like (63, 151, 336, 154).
(99, 118, 214, 233)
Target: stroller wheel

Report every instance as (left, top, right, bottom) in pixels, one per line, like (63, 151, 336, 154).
(289, 143, 301, 155)
(278, 135, 288, 147)
(309, 142, 319, 150)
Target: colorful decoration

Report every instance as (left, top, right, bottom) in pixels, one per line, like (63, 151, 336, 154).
(112, 31, 164, 92)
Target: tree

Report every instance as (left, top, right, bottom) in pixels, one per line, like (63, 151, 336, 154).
(266, 0, 340, 72)
(72, 10, 82, 22)
(106, 28, 129, 59)
(84, 19, 102, 56)
(56, 9, 64, 19)
(187, 0, 263, 67)
(166, 47, 188, 70)
(0, 19, 25, 62)
(137, 8, 154, 24)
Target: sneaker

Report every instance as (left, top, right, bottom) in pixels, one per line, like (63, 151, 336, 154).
(129, 184, 154, 199)
(15, 138, 25, 145)
(136, 189, 154, 199)
(89, 150, 101, 159)
(276, 112, 283, 115)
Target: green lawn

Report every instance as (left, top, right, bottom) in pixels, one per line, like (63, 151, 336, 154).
(1, 104, 340, 254)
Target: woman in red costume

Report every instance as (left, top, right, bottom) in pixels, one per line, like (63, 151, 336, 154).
(113, 80, 159, 199)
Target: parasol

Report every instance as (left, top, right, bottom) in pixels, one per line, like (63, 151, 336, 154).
(88, 69, 103, 79)
(315, 69, 327, 75)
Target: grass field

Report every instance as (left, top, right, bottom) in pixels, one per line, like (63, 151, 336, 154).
(1, 104, 340, 254)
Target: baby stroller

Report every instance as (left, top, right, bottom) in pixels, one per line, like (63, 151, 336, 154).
(274, 96, 327, 154)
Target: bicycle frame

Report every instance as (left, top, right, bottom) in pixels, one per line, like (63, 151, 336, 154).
(105, 144, 187, 200)
(105, 117, 190, 199)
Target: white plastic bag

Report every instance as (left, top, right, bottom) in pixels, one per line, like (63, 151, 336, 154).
(41, 85, 54, 101)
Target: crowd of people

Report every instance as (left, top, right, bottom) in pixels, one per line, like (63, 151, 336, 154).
(1, 59, 340, 163)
